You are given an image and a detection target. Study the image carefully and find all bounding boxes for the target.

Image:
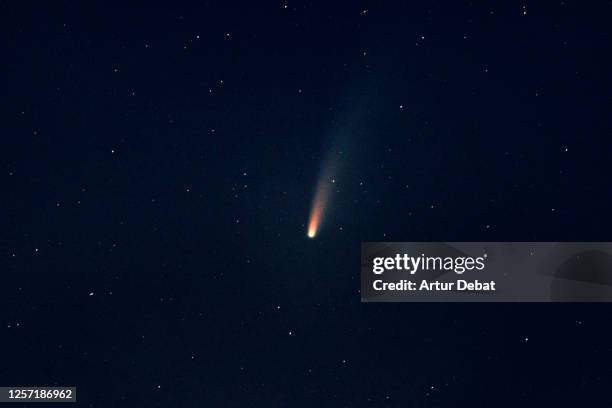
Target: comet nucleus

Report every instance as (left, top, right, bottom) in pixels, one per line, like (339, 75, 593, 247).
(307, 162, 335, 238)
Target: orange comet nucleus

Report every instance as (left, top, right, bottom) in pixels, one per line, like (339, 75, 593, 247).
(307, 203, 322, 238)
(306, 168, 333, 238)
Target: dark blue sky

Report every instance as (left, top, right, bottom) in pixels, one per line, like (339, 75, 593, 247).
(3, 2, 612, 406)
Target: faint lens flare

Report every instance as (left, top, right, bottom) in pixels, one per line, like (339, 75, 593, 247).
(307, 162, 335, 238)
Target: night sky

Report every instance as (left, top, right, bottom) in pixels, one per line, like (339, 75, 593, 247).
(3, 1, 612, 406)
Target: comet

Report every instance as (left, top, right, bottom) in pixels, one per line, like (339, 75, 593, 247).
(307, 161, 336, 238)
(304, 75, 369, 238)
(307, 188, 326, 238)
